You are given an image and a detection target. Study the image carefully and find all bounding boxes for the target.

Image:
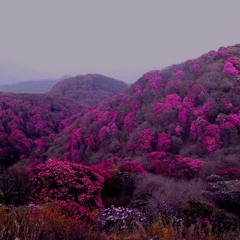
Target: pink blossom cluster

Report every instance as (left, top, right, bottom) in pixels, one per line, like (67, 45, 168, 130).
(154, 94, 182, 114)
(157, 133, 172, 151)
(223, 61, 238, 76)
(117, 161, 146, 174)
(139, 129, 154, 151)
(149, 151, 204, 179)
(175, 70, 185, 79)
(135, 85, 143, 96)
(31, 159, 104, 221)
(191, 64, 202, 73)
(216, 167, 240, 180)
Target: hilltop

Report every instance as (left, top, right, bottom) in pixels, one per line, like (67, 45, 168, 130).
(49, 74, 127, 105)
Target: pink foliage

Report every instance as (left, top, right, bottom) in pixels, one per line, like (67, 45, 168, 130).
(193, 102, 215, 118)
(165, 79, 182, 90)
(123, 112, 136, 132)
(135, 85, 143, 96)
(130, 100, 141, 112)
(177, 155, 204, 173)
(175, 126, 183, 136)
(31, 159, 104, 221)
(149, 152, 204, 179)
(191, 63, 202, 73)
(166, 94, 182, 107)
(68, 128, 82, 162)
(139, 129, 154, 151)
(190, 117, 209, 140)
(8, 129, 33, 154)
(144, 70, 161, 81)
(178, 108, 188, 125)
(227, 114, 240, 127)
(223, 61, 238, 76)
(203, 136, 220, 153)
(175, 70, 185, 79)
(227, 57, 240, 69)
(154, 94, 182, 114)
(34, 139, 46, 149)
(98, 122, 117, 141)
(85, 134, 96, 149)
(157, 133, 172, 151)
(97, 111, 112, 124)
(144, 69, 163, 91)
(216, 167, 240, 180)
(117, 161, 146, 174)
(220, 121, 235, 130)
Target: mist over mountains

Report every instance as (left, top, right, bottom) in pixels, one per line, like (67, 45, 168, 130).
(0, 58, 53, 85)
(0, 76, 71, 93)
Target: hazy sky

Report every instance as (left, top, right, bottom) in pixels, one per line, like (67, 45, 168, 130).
(0, 1, 240, 82)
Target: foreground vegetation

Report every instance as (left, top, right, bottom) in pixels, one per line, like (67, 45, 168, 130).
(0, 204, 239, 240)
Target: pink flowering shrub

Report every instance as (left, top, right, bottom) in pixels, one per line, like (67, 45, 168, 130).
(175, 70, 185, 79)
(135, 85, 143, 96)
(223, 61, 238, 76)
(157, 133, 172, 151)
(149, 152, 204, 179)
(191, 63, 202, 73)
(190, 117, 209, 141)
(68, 128, 82, 162)
(203, 124, 221, 152)
(31, 159, 104, 221)
(154, 94, 182, 115)
(216, 167, 240, 180)
(117, 161, 146, 174)
(123, 112, 136, 132)
(227, 114, 240, 127)
(139, 129, 154, 151)
(227, 57, 240, 69)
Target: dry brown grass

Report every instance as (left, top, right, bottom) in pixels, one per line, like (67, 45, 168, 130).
(0, 205, 239, 240)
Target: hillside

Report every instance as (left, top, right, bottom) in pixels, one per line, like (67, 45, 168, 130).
(0, 74, 127, 167)
(47, 45, 240, 177)
(1, 45, 240, 239)
(0, 93, 82, 167)
(49, 74, 128, 105)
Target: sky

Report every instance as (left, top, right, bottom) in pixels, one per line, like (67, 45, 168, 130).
(0, 0, 240, 82)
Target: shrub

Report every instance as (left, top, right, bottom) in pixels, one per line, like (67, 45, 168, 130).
(216, 167, 240, 180)
(134, 174, 204, 216)
(31, 159, 104, 221)
(96, 205, 147, 233)
(178, 200, 237, 232)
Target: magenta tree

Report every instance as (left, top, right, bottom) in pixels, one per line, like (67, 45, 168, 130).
(31, 159, 104, 221)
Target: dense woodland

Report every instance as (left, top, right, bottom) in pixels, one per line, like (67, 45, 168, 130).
(0, 45, 240, 239)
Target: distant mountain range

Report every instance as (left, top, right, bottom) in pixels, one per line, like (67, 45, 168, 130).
(0, 59, 53, 85)
(0, 76, 70, 93)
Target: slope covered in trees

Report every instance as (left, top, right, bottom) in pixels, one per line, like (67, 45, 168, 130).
(0, 93, 82, 167)
(49, 74, 128, 105)
(48, 45, 240, 179)
(1, 46, 240, 239)
(0, 74, 127, 167)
